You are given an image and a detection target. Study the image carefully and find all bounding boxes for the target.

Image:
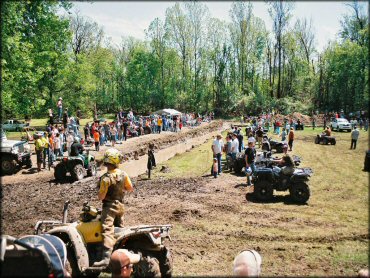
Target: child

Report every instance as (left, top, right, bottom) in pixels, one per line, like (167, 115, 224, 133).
(212, 157, 218, 178)
(147, 143, 156, 179)
(280, 129, 287, 141)
(94, 130, 100, 151)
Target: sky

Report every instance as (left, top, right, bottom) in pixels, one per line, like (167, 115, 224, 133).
(65, 1, 365, 52)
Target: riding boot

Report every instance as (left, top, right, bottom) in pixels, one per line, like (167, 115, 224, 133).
(93, 247, 112, 267)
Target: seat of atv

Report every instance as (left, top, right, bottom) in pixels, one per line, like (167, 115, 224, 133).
(114, 227, 130, 236)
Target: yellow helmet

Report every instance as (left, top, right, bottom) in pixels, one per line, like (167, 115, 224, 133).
(103, 148, 123, 166)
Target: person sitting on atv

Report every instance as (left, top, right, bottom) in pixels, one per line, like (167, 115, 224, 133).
(323, 126, 332, 136)
(93, 148, 134, 267)
(70, 136, 84, 156)
(273, 154, 295, 175)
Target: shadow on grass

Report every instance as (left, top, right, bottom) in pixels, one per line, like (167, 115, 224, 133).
(245, 192, 309, 206)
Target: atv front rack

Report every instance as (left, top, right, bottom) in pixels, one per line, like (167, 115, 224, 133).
(34, 220, 63, 235)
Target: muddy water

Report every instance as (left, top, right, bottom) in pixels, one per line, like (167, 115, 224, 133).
(115, 129, 223, 177)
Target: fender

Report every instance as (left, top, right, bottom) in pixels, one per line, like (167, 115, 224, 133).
(47, 225, 89, 272)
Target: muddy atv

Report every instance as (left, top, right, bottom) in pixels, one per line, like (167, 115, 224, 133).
(34, 201, 173, 277)
(252, 166, 312, 204)
(233, 153, 301, 175)
(315, 134, 336, 145)
(54, 151, 96, 181)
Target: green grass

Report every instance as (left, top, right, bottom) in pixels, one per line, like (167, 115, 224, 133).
(148, 123, 369, 276)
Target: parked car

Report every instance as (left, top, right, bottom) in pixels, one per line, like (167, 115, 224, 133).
(1, 130, 32, 175)
(330, 118, 352, 132)
(2, 120, 29, 131)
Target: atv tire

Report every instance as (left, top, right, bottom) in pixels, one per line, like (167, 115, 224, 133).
(254, 180, 273, 202)
(1, 157, 17, 175)
(332, 139, 336, 145)
(54, 164, 67, 180)
(233, 162, 243, 175)
(134, 255, 161, 277)
(314, 137, 319, 144)
(289, 182, 310, 204)
(71, 164, 85, 181)
(158, 247, 173, 278)
(87, 161, 97, 177)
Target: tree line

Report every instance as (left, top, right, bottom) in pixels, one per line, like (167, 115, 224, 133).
(1, 0, 368, 119)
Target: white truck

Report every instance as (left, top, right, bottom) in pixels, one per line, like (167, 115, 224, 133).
(1, 130, 32, 175)
(330, 118, 352, 132)
(2, 119, 29, 131)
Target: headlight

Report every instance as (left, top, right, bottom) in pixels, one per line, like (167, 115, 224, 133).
(24, 143, 31, 153)
(11, 146, 19, 154)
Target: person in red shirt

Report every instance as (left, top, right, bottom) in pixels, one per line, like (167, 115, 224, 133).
(288, 127, 294, 151)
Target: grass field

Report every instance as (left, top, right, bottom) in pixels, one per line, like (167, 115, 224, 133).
(149, 126, 369, 276)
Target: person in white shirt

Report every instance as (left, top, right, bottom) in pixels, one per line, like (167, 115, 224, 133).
(211, 134, 224, 175)
(231, 133, 239, 161)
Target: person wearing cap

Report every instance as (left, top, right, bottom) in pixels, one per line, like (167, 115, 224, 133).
(110, 249, 141, 278)
(350, 126, 360, 149)
(212, 134, 224, 175)
(233, 249, 262, 276)
(231, 133, 239, 162)
(93, 148, 134, 267)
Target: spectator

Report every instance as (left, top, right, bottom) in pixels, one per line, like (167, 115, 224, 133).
(233, 249, 262, 276)
(280, 128, 287, 142)
(350, 126, 360, 150)
(244, 141, 256, 186)
(94, 130, 100, 151)
(84, 123, 90, 141)
(109, 249, 141, 278)
(34, 133, 44, 172)
(54, 133, 62, 158)
(364, 118, 369, 132)
(157, 117, 162, 133)
(62, 109, 68, 129)
(147, 143, 156, 179)
(212, 157, 218, 178)
(76, 108, 82, 127)
(49, 109, 54, 125)
(57, 97, 63, 121)
(256, 127, 264, 148)
(66, 131, 74, 155)
(41, 133, 49, 169)
(231, 133, 239, 161)
(288, 127, 294, 151)
(123, 118, 128, 141)
(211, 134, 224, 175)
(111, 123, 117, 147)
(237, 131, 244, 152)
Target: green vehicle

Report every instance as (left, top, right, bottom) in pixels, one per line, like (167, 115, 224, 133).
(54, 151, 97, 181)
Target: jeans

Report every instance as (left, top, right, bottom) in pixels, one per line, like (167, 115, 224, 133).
(58, 107, 62, 120)
(246, 162, 256, 185)
(350, 139, 357, 149)
(215, 153, 222, 174)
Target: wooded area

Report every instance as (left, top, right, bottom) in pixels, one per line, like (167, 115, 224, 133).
(1, 1, 368, 118)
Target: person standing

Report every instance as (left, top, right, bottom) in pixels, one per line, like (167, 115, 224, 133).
(62, 109, 68, 129)
(245, 141, 256, 186)
(350, 126, 360, 149)
(57, 97, 63, 121)
(34, 133, 44, 172)
(123, 119, 128, 141)
(157, 117, 162, 134)
(54, 133, 62, 158)
(111, 124, 117, 147)
(94, 130, 100, 151)
(49, 109, 54, 125)
(93, 148, 134, 267)
(288, 127, 294, 151)
(231, 133, 239, 162)
(40, 134, 49, 169)
(312, 116, 316, 130)
(147, 143, 156, 179)
(211, 134, 224, 175)
(256, 127, 264, 148)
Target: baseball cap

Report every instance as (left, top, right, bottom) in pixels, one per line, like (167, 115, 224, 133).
(110, 249, 141, 276)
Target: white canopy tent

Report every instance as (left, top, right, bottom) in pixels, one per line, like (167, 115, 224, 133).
(153, 109, 182, 116)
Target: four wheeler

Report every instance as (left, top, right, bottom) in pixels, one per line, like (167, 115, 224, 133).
(233, 152, 301, 175)
(54, 150, 96, 181)
(34, 201, 173, 277)
(315, 134, 336, 145)
(253, 165, 313, 204)
(269, 138, 285, 153)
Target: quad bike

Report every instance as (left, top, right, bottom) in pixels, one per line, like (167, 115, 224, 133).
(34, 201, 173, 277)
(314, 134, 336, 145)
(233, 152, 301, 175)
(253, 164, 312, 204)
(54, 150, 96, 181)
(269, 138, 285, 153)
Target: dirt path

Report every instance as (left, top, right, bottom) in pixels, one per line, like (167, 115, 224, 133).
(1, 121, 224, 184)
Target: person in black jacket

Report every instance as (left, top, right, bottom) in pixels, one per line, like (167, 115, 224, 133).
(147, 143, 156, 179)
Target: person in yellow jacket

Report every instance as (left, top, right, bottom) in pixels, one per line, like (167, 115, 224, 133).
(40, 134, 49, 169)
(34, 133, 45, 172)
(93, 148, 134, 267)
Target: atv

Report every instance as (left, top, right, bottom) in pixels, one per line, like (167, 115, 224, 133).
(253, 165, 312, 204)
(233, 152, 301, 175)
(314, 134, 336, 145)
(34, 201, 173, 277)
(269, 138, 285, 153)
(54, 150, 96, 181)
